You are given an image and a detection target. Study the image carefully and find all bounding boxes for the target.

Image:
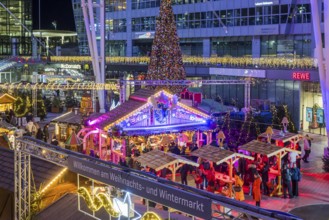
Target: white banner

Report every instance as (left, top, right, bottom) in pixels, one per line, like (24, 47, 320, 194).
(209, 68, 266, 78)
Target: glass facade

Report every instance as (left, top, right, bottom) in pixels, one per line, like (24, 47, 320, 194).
(0, 0, 32, 55)
(72, 0, 323, 58)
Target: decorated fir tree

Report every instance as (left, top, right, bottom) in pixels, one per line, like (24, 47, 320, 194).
(146, 0, 186, 93)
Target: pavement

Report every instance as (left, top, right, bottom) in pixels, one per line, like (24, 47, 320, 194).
(176, 132, 329, 219)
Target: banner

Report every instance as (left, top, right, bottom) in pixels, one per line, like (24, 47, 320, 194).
(306, 107, 312, 122)
(317, 108, 324, 124)
(67, 156, 212, 219)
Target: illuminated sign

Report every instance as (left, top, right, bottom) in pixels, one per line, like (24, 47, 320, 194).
(292, 72, 310, 81)
(78, 187, 162, 219)
(209, 67, 266, 78)
(135, 32, 155, 39)
(68, 156, 212, 219)
(317, 108, 324, 123)
(306, 107, 312, 122)
(60, 64, 81, 69)
(172, 109, 206, 123)
(255, 0, 279, 6)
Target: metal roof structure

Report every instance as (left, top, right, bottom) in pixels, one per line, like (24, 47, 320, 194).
(135, 149, 198, 171)
(0, 147, 61, 192)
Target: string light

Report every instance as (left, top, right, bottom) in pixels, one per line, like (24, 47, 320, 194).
(78, 187, 163, 219)
(40, 168, 67, 194)
(26, 56, 317, 69)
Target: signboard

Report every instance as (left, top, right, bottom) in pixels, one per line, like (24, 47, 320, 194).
(60, 64, 81, 69)
(134, 32, 155, 39)
(292, 72, 310, 81)
(209, 68, 266, 78)
(255, 0, 279, 6)
(67, 156, 212, 219)
(254, 25, 279, 35)
(317, 108, 324, 124)
(306, 107, 313, 122)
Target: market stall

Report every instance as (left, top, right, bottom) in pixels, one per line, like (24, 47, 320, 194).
(239, 140, 301, 197)
(135, 149, 199, 181)
(190, 145, 253, 196)
(257, 128, 302, 149)
(0, 93, 16, 112)
(86, 89, 213, 163)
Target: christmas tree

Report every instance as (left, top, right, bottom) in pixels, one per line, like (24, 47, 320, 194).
(146, 0, 186, 93)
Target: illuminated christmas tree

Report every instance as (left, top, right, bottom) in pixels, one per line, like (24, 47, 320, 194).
(146, 0, 186, 93)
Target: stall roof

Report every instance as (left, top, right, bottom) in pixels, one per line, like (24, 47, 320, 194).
(88, 89, 210, 131)
(65, 131, 81, 146)
(135, 149, 198, 171)
(0, 120, 16, 131)
(51, 110, 102, 125)
(258, 129, 301, 143)
(239, 140, 285, 157)
(0, 93, 16, 104)
(190, 145, 253, 165)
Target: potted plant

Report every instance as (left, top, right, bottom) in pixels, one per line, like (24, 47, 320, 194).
(51, 97, 61, 113)
(65, 96, 77, 112)
(311, 103, 320, 129)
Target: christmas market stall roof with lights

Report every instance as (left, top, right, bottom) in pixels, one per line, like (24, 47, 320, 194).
(190, 145, 253, 196)
(258, 128, 302, 147)
(87, 88, 211, 135)
(0, 93, 16, 112)
(135, 149, 198, 181)
(239, 140, 301, 196)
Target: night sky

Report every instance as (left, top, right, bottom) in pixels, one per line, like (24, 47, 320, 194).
(32, 0, 75, 31)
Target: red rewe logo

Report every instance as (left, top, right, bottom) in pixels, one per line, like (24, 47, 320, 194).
(292, 72, 310, 81)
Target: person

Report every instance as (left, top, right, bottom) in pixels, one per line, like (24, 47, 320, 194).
(234, 172, 245, 201)
(194, 170, 203, 189)
(288, 150, 298, 167)
(247, 162, 257, 195)
(290, 163, 301, 197)
(261, 161, 269, 195)
(36, 128, 44, 141)
(43, 124, 49, 143)
(281, 163, 293, 199)
(302, 135, 312, 163)
(252, 173, 262, 207)
(50, 137, 59, 146)
(180, 163, 190, 185)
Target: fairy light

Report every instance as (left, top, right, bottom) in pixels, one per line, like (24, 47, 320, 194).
(78, 187, 162, 219)
(40, 168, 68, 194)
(40, 56, 317, 69)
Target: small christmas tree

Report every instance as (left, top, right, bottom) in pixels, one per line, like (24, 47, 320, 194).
(146, 0, 186, 93)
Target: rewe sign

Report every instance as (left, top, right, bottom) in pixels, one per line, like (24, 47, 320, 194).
(292, 72, 310, 81)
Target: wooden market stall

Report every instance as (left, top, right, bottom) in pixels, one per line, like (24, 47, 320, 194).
(0, 93, 16, 112)
(190, 145, 253, 196)
(135, 149, 199, 181)
(257, 128, 302, 149)
(239, 140, 301, 197)
(85, 89, 212, 163)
